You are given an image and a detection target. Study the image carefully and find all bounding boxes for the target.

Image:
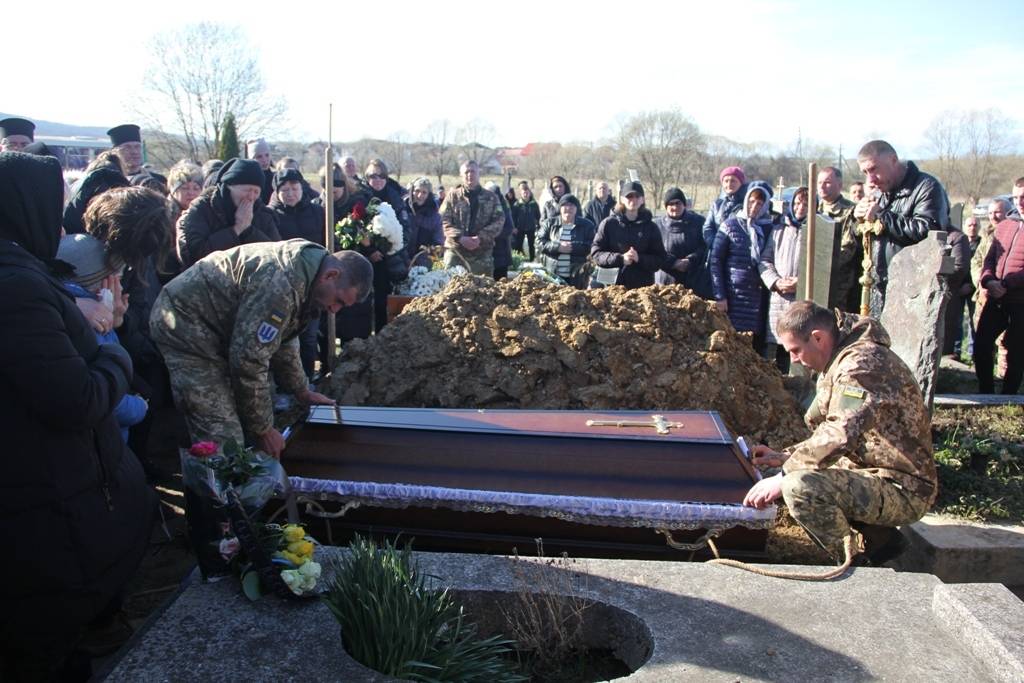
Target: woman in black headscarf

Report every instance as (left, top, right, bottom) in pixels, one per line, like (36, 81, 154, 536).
(0, 152, 155, 681)
(176, 157, 282, 269)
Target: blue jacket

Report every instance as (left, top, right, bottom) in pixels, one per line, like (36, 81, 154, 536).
(406, 195, 444, 266)
(63, 282, 148, 440)
(709, 183, 773, 333)
(491, 190, 515, 269)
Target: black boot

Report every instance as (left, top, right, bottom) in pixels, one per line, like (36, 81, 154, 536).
(851, 523, 908, 566)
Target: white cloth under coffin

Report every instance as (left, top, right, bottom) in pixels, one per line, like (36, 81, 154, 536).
(288, 476, 776, 531)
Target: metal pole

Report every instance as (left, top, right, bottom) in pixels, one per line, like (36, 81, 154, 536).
(805, 162, 816, 301)
(324, 105, 336, 373)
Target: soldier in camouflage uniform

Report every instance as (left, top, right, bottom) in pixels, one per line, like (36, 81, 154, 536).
(150, 240, 372, 457)
(816, 166, 862, 312)
(441, 160, 506, 276)
(744, 300, 937, 563)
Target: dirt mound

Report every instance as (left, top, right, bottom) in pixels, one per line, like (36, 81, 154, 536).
(326, 274, 809, 448)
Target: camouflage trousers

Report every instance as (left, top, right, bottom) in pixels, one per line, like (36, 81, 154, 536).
(161, 347, 246, 447)
(444, 247, 493, 277)
(782, 468, 930, 555)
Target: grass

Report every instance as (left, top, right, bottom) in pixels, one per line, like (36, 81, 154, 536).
(931, 406, 1024, 522)
(322, 535, 524, 683)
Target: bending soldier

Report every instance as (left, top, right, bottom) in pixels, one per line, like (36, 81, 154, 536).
(743, 301, 937, 565)
(150, 241, 372, 457)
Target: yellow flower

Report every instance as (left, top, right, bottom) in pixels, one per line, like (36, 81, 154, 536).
(288, 540, 315, 558)
(282, 525, 305, 543)
(276, 549, 306, 566)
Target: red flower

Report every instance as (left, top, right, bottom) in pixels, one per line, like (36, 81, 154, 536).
(189, 441, 219, 457)
(351, 203, 366, 221)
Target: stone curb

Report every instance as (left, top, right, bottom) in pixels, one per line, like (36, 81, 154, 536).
(932, 583, 1024, 683)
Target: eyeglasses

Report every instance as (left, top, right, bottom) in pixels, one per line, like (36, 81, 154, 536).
(625, 193, 640, 199)
(367, 173, 386, 181)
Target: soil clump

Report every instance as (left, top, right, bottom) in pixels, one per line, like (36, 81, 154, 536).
(326, 274, 809, 448)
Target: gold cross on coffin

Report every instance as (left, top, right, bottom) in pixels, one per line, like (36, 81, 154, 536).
(585, 414, 684, 435)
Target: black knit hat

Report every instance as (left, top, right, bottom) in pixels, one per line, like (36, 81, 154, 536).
(621, 180, 645, 197)
(557, 193, 581, 211)
(274, 168, 304, 191)
(215, 158, 265, 187)
(0, 117, 35, 140)
(107, 124, 141, 146)
(663, 187, 687, 206)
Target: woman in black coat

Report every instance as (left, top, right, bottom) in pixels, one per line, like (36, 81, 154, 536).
(0, 152, 155, 680)
(654, 187, 707, 294)
(590, 181, 666, 289)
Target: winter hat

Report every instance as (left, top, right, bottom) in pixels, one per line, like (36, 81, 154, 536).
(56, 233, 124, 292)
(107, 124, 141, 146)
(215, 158, 265, 187)
(557, 193, 581, 211)
(663, 187, 687, 206)
(719, 166, 746, 184)
(246, 138, 271, 157)
(22, 140, 56, 158)
(273, 168, 304, 191)
(620, 180, 645, 197)
(0, 117, 35, 140)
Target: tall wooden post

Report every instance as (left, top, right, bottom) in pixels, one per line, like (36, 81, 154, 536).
(804, 162, 817, 300)
(323, 105, 336, 374)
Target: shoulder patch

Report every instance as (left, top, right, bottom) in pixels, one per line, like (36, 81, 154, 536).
(837, 384, 868, 411)
(257, 321, 280, 344)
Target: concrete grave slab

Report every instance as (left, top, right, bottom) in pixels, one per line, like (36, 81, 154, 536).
(105, 549, 1020, 682)
(893, 514, 1024, 585)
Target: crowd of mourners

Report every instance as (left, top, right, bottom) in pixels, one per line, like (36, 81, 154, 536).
(1, 115, 1023, 680)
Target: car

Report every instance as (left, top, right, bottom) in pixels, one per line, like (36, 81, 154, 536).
(972, 194, 1017, 222)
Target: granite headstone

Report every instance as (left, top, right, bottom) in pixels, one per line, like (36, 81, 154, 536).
(879, 232, 954, 410)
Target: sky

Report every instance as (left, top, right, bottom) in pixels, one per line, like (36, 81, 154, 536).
(5, 0, 1022, 159)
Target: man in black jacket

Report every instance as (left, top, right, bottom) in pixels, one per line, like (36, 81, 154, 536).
(855, 140, 951, 315)
(583, 181, 615, 230)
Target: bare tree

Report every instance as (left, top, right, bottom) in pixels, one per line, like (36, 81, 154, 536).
(385, 131, 409, 183)
(925, 108, 1018, 202)
(132, 22, 287, 166)
(518, 143, 564, 187)
(422, 119, 458, 184)
(924, 109, 962, 195)
(456, 118, 497, 162)
(617, 110, 704, 203)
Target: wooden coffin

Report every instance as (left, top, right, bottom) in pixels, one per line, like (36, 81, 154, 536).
(280, 407, 773, 560)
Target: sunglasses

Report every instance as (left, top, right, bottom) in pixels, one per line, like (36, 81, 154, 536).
(367, 173, 386, 181)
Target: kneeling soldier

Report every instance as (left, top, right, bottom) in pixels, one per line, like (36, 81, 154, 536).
(743, 300, 937, 564)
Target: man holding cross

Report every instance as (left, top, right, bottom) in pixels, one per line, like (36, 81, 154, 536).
(743, 301, 937, 565)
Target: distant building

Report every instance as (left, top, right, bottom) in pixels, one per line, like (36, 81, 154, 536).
(35, 135, 111, 170)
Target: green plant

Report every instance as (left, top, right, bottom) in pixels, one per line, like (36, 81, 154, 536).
(322, 536, 525, 682)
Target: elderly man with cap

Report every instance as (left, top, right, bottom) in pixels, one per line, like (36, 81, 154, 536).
(0, 117, 36, 151)
(177, 157, 282, 269)
(150, 243, 373, 457)
(591, 180, 666, 289)
(246, 138, 275, 205)
(655, 186, 707, 295)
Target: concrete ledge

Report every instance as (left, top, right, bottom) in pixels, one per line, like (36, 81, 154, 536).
(895, 515, 1024, 585)
(933, 583, 1024, 683)
(106, 550, 1003, 681)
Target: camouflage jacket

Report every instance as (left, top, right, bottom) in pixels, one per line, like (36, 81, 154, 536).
(441, 185, 506, 253)
(782, 311, 938, 503)
(150, 239, 325, 435)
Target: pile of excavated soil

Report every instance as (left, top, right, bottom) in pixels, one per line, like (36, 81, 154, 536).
(326, 274, 808, 448)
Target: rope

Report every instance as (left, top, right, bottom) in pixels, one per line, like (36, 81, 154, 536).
(706, 534, 861, 581)
(657, 528, 723, 552)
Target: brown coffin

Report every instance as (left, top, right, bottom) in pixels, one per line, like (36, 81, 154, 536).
(281, 407, 771, 560)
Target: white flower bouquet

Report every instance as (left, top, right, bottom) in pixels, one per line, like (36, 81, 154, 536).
(369, 201, 404, 256)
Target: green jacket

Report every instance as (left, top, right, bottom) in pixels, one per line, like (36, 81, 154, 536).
(151, 239, 325, 435)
